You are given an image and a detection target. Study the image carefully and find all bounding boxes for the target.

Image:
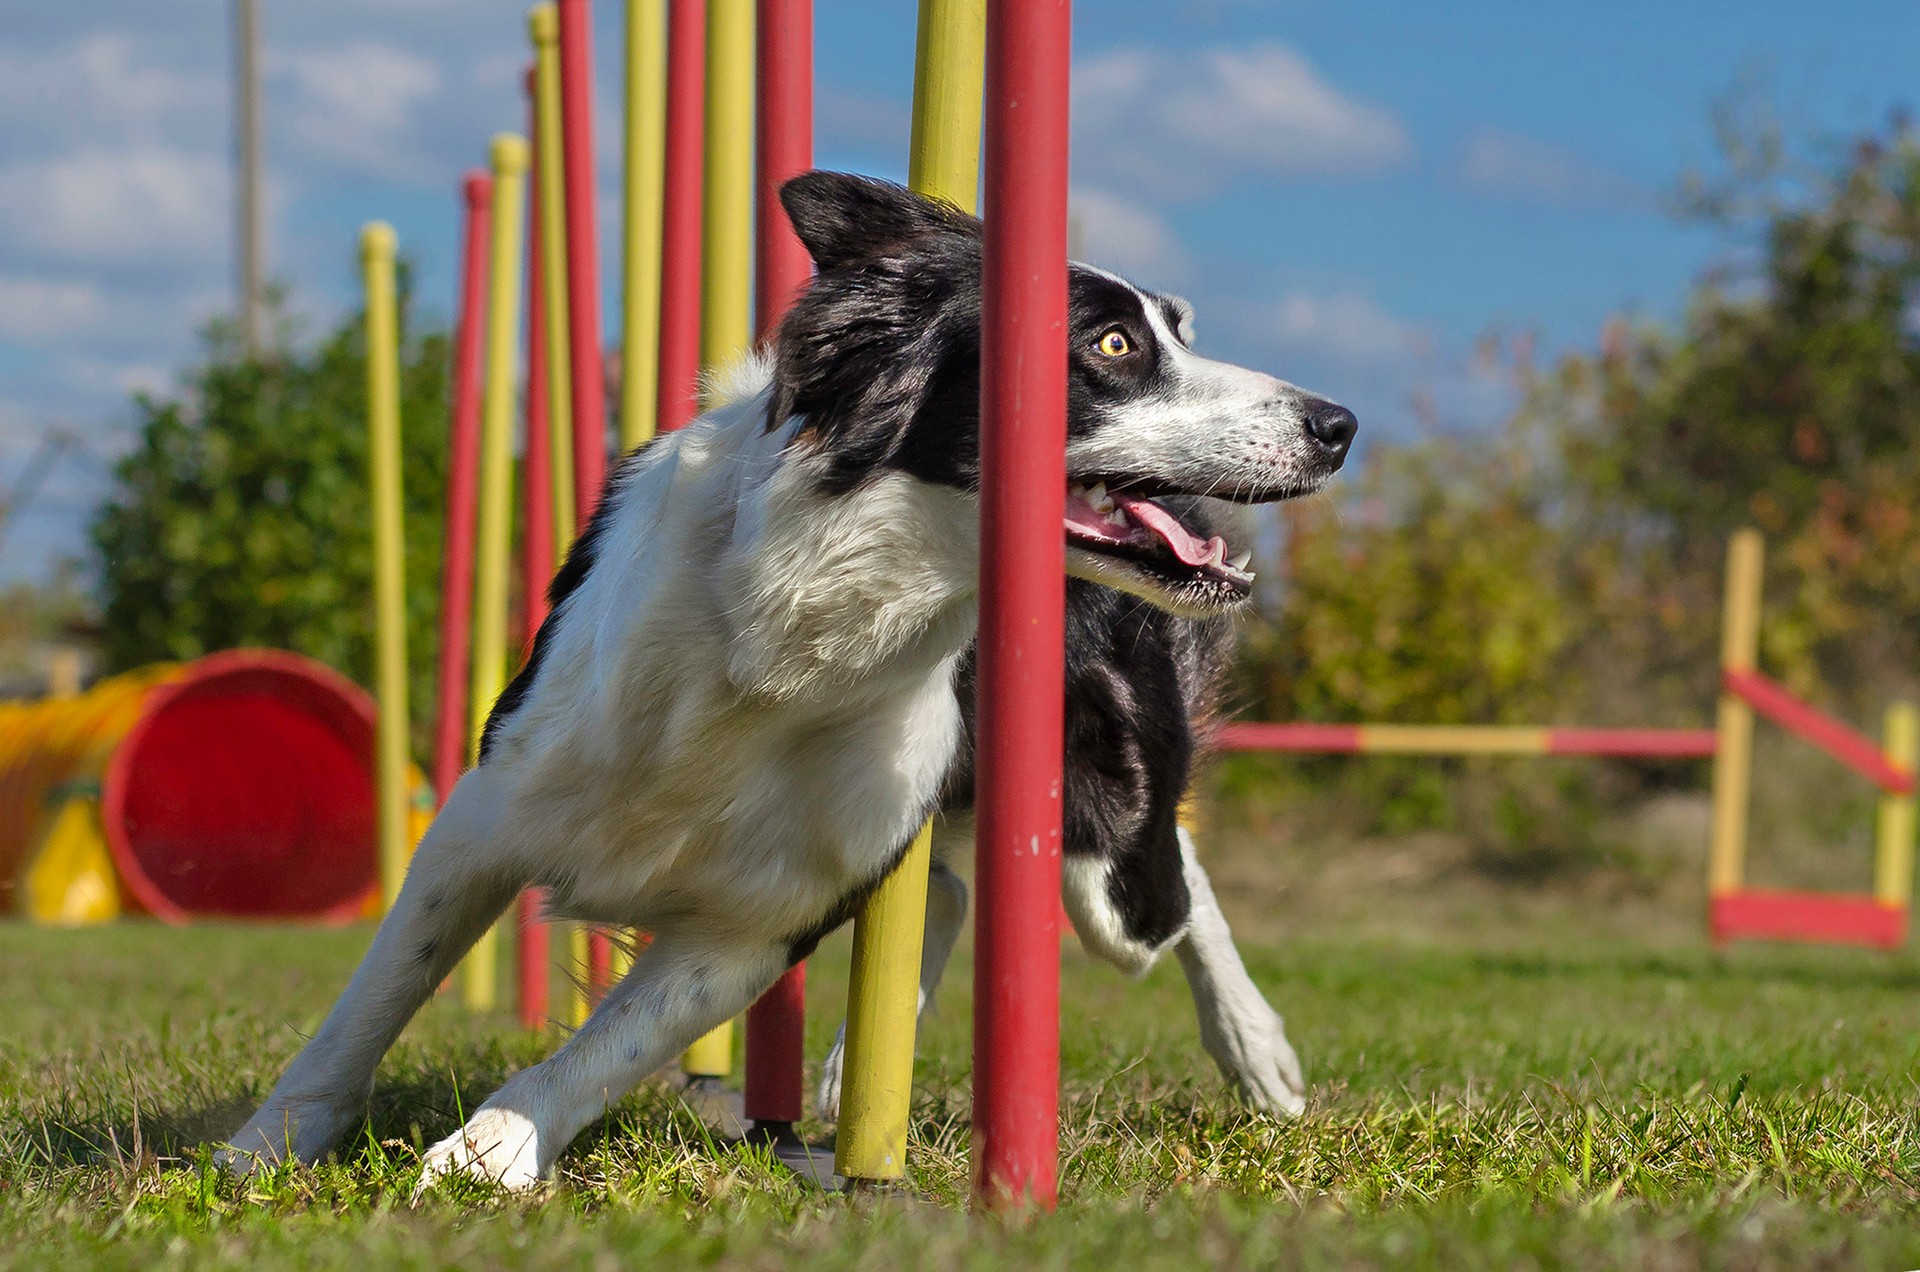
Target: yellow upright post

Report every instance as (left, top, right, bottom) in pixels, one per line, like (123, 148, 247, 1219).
(834, 0, 984, 1185)
(677, 0, 757, 1083)
(460, 134, 530, 1012)
(532, 3, 578, 547)
(621, 0, 667, 450)
(1707, 529, 1763, 899)
(1874, 702, 1918, 909)
(836, 821, 935, 1178)
(533, 1, 595, 1028)
(361, 221, 411, 912)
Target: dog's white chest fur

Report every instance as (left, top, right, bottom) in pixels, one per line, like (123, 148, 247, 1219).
(478, 373, 979, 941)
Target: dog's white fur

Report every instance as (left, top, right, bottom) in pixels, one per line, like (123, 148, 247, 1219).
(224, 358, 984, 1184)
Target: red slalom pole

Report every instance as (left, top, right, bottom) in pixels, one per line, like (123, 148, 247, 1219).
(430, 171, 492, 815)
(517, 69, 554, 1031)
(973, 0, 1071, 1211)
(656, 0, 706, 432)
(556, 0, 616, 996)
(557, 0, 610, 507)
(741, 0, 813, 1133)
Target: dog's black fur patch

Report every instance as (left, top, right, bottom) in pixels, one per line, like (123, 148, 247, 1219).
(940, 504, 1237, 951)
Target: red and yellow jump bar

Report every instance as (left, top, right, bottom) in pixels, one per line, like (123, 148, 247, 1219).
(1216, 722, 1718, 759)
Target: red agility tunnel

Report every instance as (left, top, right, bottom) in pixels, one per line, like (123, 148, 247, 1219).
(5, 649, 410, 925)
(83, 650, 394, 924)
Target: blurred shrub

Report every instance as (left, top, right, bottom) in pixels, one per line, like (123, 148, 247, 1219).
(1234, 118, 1920, 873)
(91, 278, 451, 753)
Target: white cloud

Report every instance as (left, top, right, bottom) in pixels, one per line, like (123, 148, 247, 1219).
(0, 33, 221, 145)
(1264, 290, 1425, 365)
(0, 146, 228, 265)
(1074, 44, 1410, 199)
(1457, 128, 1640, 207)
(274, 42, 445, 178)
(0, 277, 109, 340)
(1070, 187, 1191, 286)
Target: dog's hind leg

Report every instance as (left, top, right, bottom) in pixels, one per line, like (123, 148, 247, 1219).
(1171, 826, 1306, 1116)
(420, 931, 790, 1190)
(220, 769, 524, 1170)
(814, 852, 969, 1119)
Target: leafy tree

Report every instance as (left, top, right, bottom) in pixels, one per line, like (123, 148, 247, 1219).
(91, 282, 451, 750)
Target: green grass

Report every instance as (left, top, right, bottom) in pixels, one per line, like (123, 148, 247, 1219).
(5, 870, 1920, 1269)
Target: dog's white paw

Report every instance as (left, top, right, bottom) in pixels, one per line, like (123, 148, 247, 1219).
(1206, 1001, 1307, 1117)
(814, 1022, 847, 1120)
(417, 1106, 546, 1194)
(218, 1094, 365, 1174)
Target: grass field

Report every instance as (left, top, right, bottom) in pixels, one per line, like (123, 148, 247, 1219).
(5, 824, 1920, 1270)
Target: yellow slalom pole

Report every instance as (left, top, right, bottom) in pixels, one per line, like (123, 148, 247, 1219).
(532, 3, 578, 548)
(460, 134, 531, 1012)
(532, 1, 594, 1028)
(836, 821, 935, 1179)
(361, 221, 411, 913)
(621, 0, 667, 450)
(1707, 529, 1763, 900)
(835, 0, 984, 1186)
(1874, 703, 1917, 909)
(677, 0, 756, 1083)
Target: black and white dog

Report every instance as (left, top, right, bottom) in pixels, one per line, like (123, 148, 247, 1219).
(222, 173, 1354, 1188)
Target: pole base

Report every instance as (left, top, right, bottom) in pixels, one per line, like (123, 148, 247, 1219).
(676, 1073, 748, 1140)
(742, 1119, 845, 1190)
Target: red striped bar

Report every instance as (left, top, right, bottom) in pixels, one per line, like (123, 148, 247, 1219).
(1711, 889, 1907, 950)
(1723, 669, 1914, 794)
(1545, 727, 1718, 758)
(1216, 722, 1715, 759)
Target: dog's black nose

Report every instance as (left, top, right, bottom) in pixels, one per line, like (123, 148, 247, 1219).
(1305, 401, 1357, 458)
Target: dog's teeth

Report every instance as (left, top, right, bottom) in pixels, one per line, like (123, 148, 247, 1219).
(1203, 540, 1226, 568)
(1228, 550, 1251, 571)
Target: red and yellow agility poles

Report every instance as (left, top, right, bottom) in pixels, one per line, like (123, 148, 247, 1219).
(1222, 527, 1918, 954)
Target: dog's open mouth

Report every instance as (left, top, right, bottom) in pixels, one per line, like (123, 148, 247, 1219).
(1064, 482, 1253, 596)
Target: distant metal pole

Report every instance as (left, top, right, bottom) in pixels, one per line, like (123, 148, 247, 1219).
(974, 0, 1071, 1211)
(234, 0, 265, 351)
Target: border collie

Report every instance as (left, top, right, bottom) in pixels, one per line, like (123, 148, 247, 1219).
(221, 172, 1354, 1189)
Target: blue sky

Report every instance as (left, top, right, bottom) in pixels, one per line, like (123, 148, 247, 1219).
(1, 0, 1913, 582)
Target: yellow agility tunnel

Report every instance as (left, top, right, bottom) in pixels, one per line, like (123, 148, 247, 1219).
(0, 648, 427, 926)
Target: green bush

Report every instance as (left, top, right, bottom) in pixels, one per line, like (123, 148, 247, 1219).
(91, 283, 451, 753)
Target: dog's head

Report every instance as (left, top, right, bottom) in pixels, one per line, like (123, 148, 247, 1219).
(770, 171, 1354, 617)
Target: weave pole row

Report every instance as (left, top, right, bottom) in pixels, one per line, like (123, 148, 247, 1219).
(365, 0, 1075, 1209)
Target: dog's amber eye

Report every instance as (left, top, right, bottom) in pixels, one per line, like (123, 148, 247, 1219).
(1095, 328, 1132, 358)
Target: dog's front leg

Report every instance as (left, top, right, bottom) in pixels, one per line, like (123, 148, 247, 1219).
(420, 933, 789, 1191)
(221, 770, 523, 1171)
(1171, 827, 1307, 1115)
(814, 857, 968, 1118)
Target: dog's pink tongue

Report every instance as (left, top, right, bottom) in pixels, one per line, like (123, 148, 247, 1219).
(1111, 492, 1223, 567)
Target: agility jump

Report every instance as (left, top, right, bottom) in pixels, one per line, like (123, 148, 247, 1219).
(1219, 529, 1919, 951)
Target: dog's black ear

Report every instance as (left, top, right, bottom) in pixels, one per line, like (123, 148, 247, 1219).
(780, 171, 979, 272)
